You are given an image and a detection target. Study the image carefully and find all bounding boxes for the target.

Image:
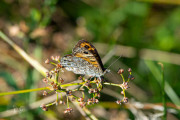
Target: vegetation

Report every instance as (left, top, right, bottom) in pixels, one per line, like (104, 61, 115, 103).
(0, 0, 179, 119)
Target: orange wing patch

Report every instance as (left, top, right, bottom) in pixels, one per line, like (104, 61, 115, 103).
(80, 42, 95, 51)
(75, 53, 99, 68)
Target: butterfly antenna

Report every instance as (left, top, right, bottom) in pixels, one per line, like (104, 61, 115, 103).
(106, 56, 122, 70)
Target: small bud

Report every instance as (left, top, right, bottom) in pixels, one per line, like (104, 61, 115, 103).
(40, 104, 48, 111)
(97, 93, 101, 98)
(64, 108, 73, 114)
(55, 56, 60, 61)
(43, 91, 48, 96)
(56, 63, 63, 68)
(46, 72, 50, 78)
(59, 78, 64, 83)
(54, 68, 59, 73)
(78, 97, 84, 102)
(51, 56, 55, 60)
(121, 91, 124, 95)
(124, 82, 129, 90)
(87, 99, 92, 105)
(128, 68, 132, 72)
(66, 90, 72, 96)
(118, 68, 124, 74)
(59, 100, 65, 105)
(94, 99, 99, 104)
(42, 78, 48, 84)
(45, 59, 50, 64)
(53, 83, 58, 90)
(131, 76, 135, 80)
(116, 100, 121, 105)
(93, 88, 98, 93)
(79, 102, 86, 108)
(123, 97, 128, 103)
(85, 80, 92, 88)
(50, 81, 54, 86)
(88, 89, 94, 94)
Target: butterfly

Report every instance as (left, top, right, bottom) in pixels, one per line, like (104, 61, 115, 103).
(60, 40, 109, 80)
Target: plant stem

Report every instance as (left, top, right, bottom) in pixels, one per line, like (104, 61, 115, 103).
(158, 62, 167, 120)
(0, 87, 49, 96)
(103, 82, 121, 87)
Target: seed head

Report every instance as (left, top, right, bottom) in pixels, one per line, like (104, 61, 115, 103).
(123, 97, 128, 103)
(45, 59, 50, 64)
(66, 90, 72, 96)
(59, 100, 65, 105)
(59, 78, 64, 83)
(64, 108, 73, 114)
(43, 91, 48, 96)
(118, 68, 124, 74)
(88, 89, 94, 94)
(78, 97, 84, 102)
(40, 104, 48, 111)
(116, 100, 122, 105)
(42, 78, 48, 84)
(79, 102, 86, 108)
(51, 56, 55, 60)
(56, 63, 63, 68)
(55, 56, 60, 61)
(128, 68, 132, 72)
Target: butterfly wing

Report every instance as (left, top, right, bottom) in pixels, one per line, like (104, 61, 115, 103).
(72, 40, 105, 74)
(61, 40, 105, 77)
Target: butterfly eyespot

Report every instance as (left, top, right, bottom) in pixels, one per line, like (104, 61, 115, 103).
(84, 51, 88, 54)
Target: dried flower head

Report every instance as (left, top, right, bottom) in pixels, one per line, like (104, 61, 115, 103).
(66, 90, 72, 96)
(40, 104, 48, 111)
(50, 81, 54, 86)
(87, 99, 92, 105)
(64, 108, 73, 114)
(43, 91, 48, 96)
(42, 78, 48, 84)
(59, 78, 64, 83)
(45, 59, 50, 64)
(56, 63, 63, 69)
(54, 56, 60, 61)
(46, 72, 50, 78)
(59, 100, 65, 105)
(118, 68, 124, 74)
(78, 97, 84, 102)
(51, 56, 55, 60)
(79, 102, 86, 108)
(116, 100, 122, 105)
(123, 97, 128, 103)
(88, 89, 94, 94)
(53, 83, 58, 90)
(128, 68, 132, 72)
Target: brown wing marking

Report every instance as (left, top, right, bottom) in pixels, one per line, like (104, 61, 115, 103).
(75, 52, 99, 68)
(74, 40, 105, 72)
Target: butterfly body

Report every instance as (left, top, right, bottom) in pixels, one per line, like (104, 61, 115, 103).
(61, 40, 107, 77)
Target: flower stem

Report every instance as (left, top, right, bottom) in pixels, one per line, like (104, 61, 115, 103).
(0, 87, 49, 96)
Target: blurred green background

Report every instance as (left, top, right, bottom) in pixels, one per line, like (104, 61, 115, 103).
(0, 0, 180, 119)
